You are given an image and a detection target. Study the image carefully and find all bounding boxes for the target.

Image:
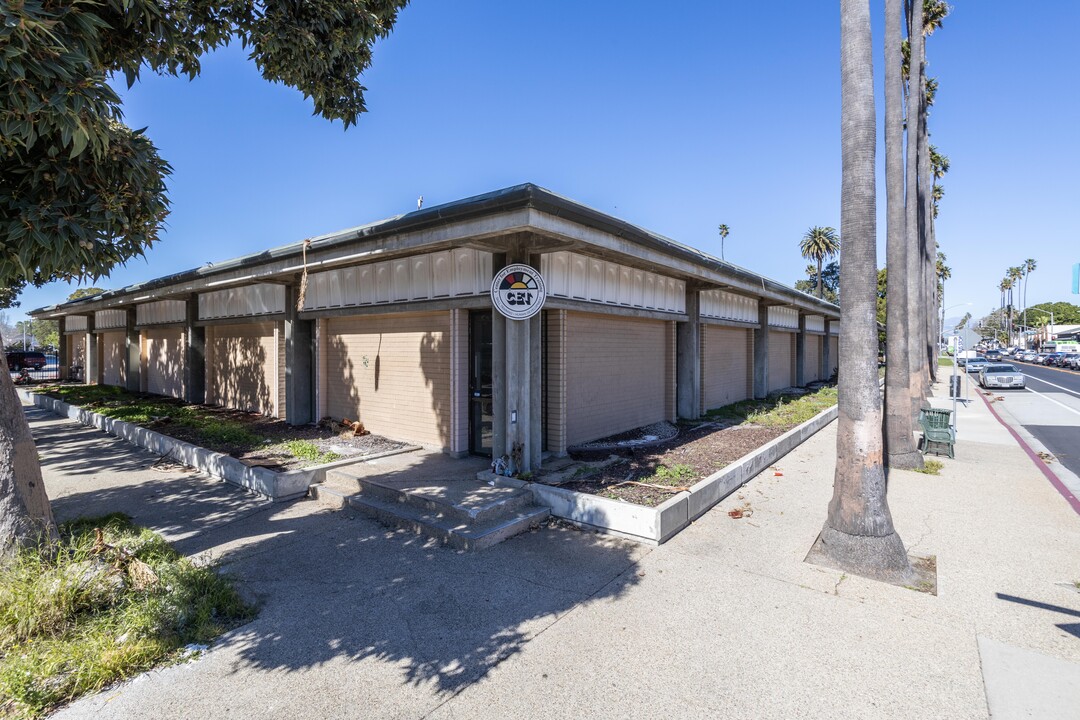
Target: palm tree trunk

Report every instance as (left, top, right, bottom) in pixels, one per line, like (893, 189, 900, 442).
(1, 342, 59, 557)
(905, 0, 927, 419)
(817, 257, 824, 298)
(808, 0, 912, 583)
(883, 0, 921, 470)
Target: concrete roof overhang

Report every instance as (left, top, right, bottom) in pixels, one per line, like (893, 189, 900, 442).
(29, 184, 840, 320)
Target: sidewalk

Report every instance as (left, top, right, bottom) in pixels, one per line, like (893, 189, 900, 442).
(23, 382, 1080, 719)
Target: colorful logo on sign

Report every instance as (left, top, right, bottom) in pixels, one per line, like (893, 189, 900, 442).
(491, 264, 547, 320)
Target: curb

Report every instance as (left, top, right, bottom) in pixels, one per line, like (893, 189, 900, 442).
(491, 403, 839, 545)
(974, 389, 1080, 516)
(19, 389, 419, 502)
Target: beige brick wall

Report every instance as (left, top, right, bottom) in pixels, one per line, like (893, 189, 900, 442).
(768, 330, 793, 392)
(564, 312, 671, 446)
(702, 325, 752, 411)
(101, 331, 126, 387)
(545, 310, 568, 455)
(805, 335, 821, 382)
(828, 336, 839, 377)
(449, 309, 468, 454)
(144, 327, 185, 399)
(206, 322, 278, 416)
(69, 334, 85, 368)
(277, 323, 286, 420)
(322, 312, 451, 449)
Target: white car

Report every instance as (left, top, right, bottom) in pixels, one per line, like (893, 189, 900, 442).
(979, 363, 1026, 389)
(964, 357, 990, 374)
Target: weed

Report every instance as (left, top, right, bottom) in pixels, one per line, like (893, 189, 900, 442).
(705, 385, 838, 429)
(913, 459, 945, 475)
(0, 514, 254, 719)
(281, 440, 341, 465)
(649, 464, 696, 485)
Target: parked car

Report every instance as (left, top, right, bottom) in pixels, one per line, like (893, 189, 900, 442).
(1044, 352, 1066, 366)
(5, 351, 47, 371)
(1021, 352, 1038, 362)
(964, 357, 991, 374)
(979, 363, 1026, 389)
(1063, 354, 1080, 370)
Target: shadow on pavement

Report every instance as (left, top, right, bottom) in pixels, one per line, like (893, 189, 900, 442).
(31, 406, 645, 697)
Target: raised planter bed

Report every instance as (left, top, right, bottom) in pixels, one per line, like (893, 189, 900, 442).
(486, 403, 838, 545)
(18, 389, 419, 502)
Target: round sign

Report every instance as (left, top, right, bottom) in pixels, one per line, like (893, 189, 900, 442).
(491, 264, 547, 320)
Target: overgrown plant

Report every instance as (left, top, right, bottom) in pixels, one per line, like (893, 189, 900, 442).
(0, 514, 254, 718)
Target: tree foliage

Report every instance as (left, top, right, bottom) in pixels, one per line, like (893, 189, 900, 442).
(795, 261, 839, 304)
(1, 0, 408, 289)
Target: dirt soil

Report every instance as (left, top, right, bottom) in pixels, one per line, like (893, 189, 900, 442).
(542, 421, 788, 507)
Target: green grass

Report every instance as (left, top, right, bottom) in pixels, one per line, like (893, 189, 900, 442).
(913, 459, 945, 475)
(36, 385, 261, 451)
(938, 357, 954, 367)
(0, 514, 255, 719)
(705, 385, 838, 428)
(648, 464, 696, 486)
(280, 440, 341, 465)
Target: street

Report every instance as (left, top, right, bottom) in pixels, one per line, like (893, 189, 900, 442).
(982, 360, 1080, 479)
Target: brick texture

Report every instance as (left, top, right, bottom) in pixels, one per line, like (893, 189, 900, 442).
(206, 322, 278, 416)
(101, 331, 126, 387)
(322, 312, 451, 449)
(564, 312, 671, 446)
(805, 335, 821, 382)
(702, 325, 752, 410)
(768, 330, 793, 392)
(144, 327, 185, 399)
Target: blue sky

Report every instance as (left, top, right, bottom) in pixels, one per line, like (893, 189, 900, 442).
(14, 1, 1080, 328)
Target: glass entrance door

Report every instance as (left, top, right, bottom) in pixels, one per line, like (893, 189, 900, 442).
(469, 311, 493, 456)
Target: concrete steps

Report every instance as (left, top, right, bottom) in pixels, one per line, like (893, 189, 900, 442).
(311, 468, 549, 550)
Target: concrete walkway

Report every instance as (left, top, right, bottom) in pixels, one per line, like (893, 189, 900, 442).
(22, 382, 1080, 719)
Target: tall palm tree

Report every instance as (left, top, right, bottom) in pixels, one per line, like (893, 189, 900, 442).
(799, 226, 840, 299)
(1022, 258, 1037, 340)
(1007, 266, 1023, 344)
(883, 0, 921, 470)
(905, 0, 928, 414)
(718, 224, 730, 261)
(808, 0, 912, 583)
(936, 251, 951, 351)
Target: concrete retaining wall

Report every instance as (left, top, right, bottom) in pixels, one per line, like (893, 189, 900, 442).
(510, 403, 839, 545)
(19, 389, 417, 502)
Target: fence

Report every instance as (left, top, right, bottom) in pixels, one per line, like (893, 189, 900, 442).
(6, 353, 66, 384)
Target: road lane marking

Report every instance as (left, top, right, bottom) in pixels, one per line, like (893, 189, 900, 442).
(1023, 373, 1080, 398)
(1022, 386, 1080, 417)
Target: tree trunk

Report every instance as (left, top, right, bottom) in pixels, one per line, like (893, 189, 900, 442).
(918, 57, 935, 382)
(817, 257, 824, 298)
(882, 0, 922, 470)
(0, 342, 58, 558)
(905, 0, 928, 420)
(808, 0, 913, 583)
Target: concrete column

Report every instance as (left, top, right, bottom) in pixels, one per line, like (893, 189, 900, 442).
(84, 315, 97, 386)
(795, 312, 807, 387)
(753, 303, 770, 399)
(676, 290, 702, 419)
(57, 317, 69, 380)
(125, 308, 141, 392)
(283, 285, 315, 425)
(492, 244, 543, 474)
(823, 320, 833, 379)
(184, 296, 206, 404)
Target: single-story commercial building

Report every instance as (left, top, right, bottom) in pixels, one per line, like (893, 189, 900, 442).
(30, 184, 840, 472)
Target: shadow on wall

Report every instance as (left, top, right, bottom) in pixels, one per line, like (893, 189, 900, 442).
(420, 330, 451, 451)
(42, 437, 644, 696)
(324, 331, 364, 424)
(145, 331, 185, 399)
(211, 333, 272, 415)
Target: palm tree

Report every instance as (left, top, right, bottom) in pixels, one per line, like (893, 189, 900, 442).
(808, 0, 913, 583)
(799, 226, 840, 299)
(883, 0, 921, 470)
(1007, 266, 1023, 343)
(905, 0, 928, 412)
(936, 251, 951, 350)
(718, 224, 730, 261)
(1022, 258, 1037, 342)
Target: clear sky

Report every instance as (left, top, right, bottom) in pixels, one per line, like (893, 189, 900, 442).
(13, 1, 1080, 329)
